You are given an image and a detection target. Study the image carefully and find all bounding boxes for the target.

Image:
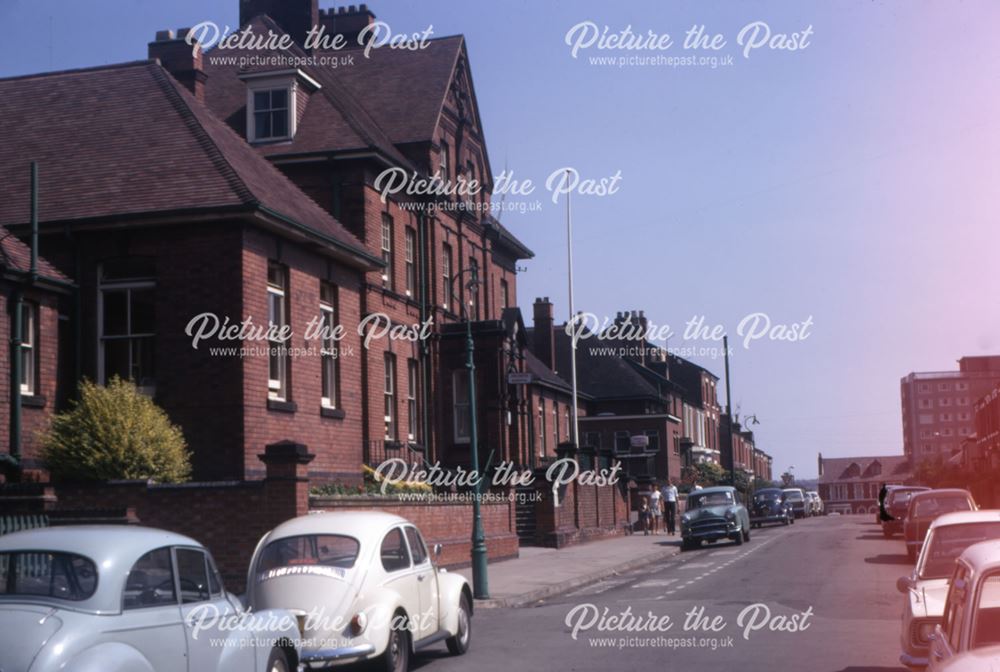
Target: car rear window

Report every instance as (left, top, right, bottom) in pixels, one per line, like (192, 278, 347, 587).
(914, 497, 972, 518)
(258, 535, 360, 573)
(0, 551, 98, 601)
(920, 523, 1000, 579)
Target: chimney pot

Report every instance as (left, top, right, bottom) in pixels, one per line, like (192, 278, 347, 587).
(155, 29, 175, 41)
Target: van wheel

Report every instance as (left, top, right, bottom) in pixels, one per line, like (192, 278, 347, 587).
(446, 594, 472, 655)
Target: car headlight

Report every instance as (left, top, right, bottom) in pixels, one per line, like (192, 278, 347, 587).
(725, 510, 737, 519)
(681, 513, 691, 523)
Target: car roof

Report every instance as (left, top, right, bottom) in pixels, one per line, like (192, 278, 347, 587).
(929, 510, 1000, 531)
(263, 510, 412, 542)
(959, 539, 1000, 573)
(911, 488, 973, 500)
(0, 525, 203, 614)
(782, 487, 804, 492)
(692, 486, 735, 494)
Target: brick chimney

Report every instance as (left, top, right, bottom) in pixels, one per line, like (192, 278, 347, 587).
(319, 5, 377, 45)
(532, 297, 555, 370)
(612, 310, 648, 366)
(148, 29, 206, 101)
(239, 0, 319, 48)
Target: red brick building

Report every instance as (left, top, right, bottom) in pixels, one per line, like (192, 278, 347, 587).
(817, 454, 911, 515)
(0, 1, 538, 487)
(0, 224, 72, 479)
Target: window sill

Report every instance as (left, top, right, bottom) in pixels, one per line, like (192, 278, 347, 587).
(321, 407, 346, 420)
(21, 394, 46, 409)
(267, 399, 298, 414)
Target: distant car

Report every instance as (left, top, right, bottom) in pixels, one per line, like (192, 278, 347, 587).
(897, 511, 1000, 669)
(0, 525, 300, 672)
(680, 486, 751, 550)
(247, 511, 472, 672)
(783, 488, 809, 519)
(806, 491, 824, 516)
(927, 539, 1000, 670)
(904, 489, 977, 562)
(883, 486, 932, 538)
(750, 488, 794, 528)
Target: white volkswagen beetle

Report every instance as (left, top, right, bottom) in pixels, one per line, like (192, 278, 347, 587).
(0, 525, 300, 672)
(246, 511, 473, 672)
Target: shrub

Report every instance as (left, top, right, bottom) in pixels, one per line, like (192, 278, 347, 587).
(42, 377, 191, 483)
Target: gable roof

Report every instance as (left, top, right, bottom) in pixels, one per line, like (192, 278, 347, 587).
(0, 60, 378, 269)
(818, 454, 911, 485)
(545, 328, 668, 402)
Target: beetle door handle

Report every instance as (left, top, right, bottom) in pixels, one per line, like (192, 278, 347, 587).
(417, 574, 426, 581)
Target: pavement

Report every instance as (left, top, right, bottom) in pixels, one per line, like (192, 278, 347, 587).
(457, 530, 682, 608)
(425, 515, 911, 672)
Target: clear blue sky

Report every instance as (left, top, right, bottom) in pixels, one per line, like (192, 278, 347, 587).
(3, 0, 999, 478)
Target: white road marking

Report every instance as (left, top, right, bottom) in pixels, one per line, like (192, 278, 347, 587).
(632, 579, 678, 588)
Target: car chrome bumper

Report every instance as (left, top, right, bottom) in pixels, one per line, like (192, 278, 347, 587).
(899, 651, 929, 668)
(683, 526, 739, 541)
(299, 643, 376, 669)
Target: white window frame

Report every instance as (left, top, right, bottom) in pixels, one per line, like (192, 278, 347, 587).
(442, 243, 453, 310)
(98, 266, 156, 394)
(320, 285, 338, 409)
(381, 214, 394, 289)
(240, 70, 319, 144)
(407, 359, 419, 441)
(404, 227, 416, 298)
(267, 264, 288, 401)
(384, 353, 397, 440)
(19, 302, 36, 394)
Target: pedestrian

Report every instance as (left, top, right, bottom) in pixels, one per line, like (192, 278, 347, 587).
(639, 496, 652, 536)
(664, 480, 679, 535)
(649, 485, 662, 534)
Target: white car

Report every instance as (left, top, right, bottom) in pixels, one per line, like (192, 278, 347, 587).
(928, 539, 1000, 670)
(0, 525, 299, 672)
(897, 511, 1000, 668)
(247, 511, 472, 672)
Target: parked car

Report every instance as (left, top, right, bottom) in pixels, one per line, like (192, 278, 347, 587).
(897, 511, 1000, 669)
(0, 525, 300, 672)
(807, 491, 824, 516)
(783, 488, 809, 519)
(750, 487, 794, 528)
(247, 511, 472, 672)
(927, 539, 1000, 670)
(680, 486, 751, 550)
(905, 489, 978, 562)
(883, 486, 932, 538)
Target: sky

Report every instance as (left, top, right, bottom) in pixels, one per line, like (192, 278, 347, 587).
(2, 0, 999, 478)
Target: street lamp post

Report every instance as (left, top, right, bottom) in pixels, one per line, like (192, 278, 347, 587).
(454, 265, 489, 599)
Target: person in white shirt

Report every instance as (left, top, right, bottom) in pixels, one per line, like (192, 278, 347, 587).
(648, 485, 663, 534)
(663, 481, 679, 535)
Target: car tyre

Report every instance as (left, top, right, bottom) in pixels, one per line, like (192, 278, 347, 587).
(446, 594, 472, 656)
(266, 647, 289, 672)
(732, 529, 743, 546)
(743, 526, 751, 542)
(681, 538, 698, 551)
(378, 613, 410, 672)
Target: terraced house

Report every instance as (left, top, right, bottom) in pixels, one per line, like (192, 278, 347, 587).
(0, 0, 539, 484)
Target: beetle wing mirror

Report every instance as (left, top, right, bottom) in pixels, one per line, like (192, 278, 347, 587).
(433, 543, 443, 558)
(896, 576, 914, 594)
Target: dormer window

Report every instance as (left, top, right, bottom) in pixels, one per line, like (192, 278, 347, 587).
(253, 89, 289, 140)
(240, 69, 321, 144)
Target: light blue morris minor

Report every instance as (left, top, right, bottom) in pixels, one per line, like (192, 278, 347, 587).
(0, 525, 300, 672)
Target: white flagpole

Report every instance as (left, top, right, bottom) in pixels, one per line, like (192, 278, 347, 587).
(566, 169, 580, 448)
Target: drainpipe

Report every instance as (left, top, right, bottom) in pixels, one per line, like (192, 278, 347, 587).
(9, 290, 24, 468)
(418, 213, 432, 462)
(30, 162, 38, 283)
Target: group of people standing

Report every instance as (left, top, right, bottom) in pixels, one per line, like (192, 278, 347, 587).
(639, 481, 681, 535)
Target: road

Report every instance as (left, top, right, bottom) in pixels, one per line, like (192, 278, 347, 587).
(414, 516, 912, 672)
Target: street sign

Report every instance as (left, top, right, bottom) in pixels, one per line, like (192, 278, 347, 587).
(507, 372, 533, 385)
(630, 435, 649, 449)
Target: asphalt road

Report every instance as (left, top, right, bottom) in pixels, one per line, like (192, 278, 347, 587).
(412, 516, 912, 672)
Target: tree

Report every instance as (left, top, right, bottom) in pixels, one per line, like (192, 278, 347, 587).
(681, 461, 727, 489)
(42, 377, 191, 483)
